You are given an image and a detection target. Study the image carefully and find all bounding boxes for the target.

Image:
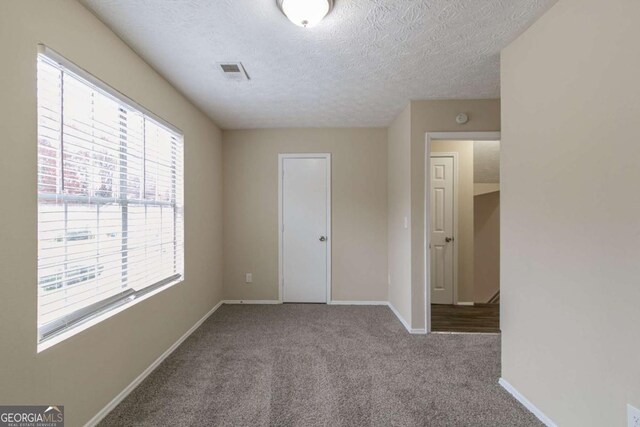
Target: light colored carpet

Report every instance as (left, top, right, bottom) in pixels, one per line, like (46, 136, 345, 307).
(99, 304, 540, 426)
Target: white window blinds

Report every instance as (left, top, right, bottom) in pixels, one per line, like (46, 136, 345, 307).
(37, 47, 184, 344)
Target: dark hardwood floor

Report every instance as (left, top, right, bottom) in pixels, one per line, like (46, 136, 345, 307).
(431, 304, 500, 333)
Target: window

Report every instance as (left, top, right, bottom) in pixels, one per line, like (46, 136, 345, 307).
(37, 46, 184, 347)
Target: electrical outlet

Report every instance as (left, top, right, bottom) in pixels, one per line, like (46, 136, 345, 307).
(245, 273, 252, 284)
(629, 404, 640, 427)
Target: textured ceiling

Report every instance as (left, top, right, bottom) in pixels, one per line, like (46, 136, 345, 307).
(80, 0, 556, 129)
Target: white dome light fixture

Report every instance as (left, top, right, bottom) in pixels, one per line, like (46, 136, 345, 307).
(277, 0, 334, 28)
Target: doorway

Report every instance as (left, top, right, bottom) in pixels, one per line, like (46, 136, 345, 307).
(425, 133, 501, 333)
(278, 153, 331, 303)
(429, 153, 457, 305)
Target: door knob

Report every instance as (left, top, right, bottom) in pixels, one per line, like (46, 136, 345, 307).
(319, 236, 327, 242)
(445, 237, 454, 243)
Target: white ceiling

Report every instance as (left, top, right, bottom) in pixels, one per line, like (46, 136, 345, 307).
(80, 0, 556, 129)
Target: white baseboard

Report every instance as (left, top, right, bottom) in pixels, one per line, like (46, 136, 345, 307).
(85, 297, 433, 426)
(223, 300, 281, 305)
(225, 300, 388, 306)
(387, 302, 426, 334)
(499, 378, 556, 427)
(84, 300, 224, 427)
(329, 300, 388, 305)
(432, 331, 500, 335)
(225, 299, 425, 334)
(456, 301, 475, 306)
(387, 302, 411, 331)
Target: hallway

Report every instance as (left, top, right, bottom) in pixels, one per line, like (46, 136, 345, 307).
(431, 304, 500, 333)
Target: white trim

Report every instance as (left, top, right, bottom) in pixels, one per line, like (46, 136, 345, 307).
(499, 378, 557, 427)
(432, 331, 499, 335)
(85, 300, 224, 427)
(278, 153, 332, 304)
(278, 155, 284, 303)
(328, 300, 388, 305)
(430, 152, 459, 305)
(387, 303, 426, 334)
(387, 302, 411, 331)
(227, 300, 427, 334)
(428, 132, 502, 141)
(456, 301, 475, 306)
(39, 279, 181, 353)
(223, 300, 281, 305)
(424, 132, 501, 334)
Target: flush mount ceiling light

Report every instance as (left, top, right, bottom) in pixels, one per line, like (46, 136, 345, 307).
(277, 0, 334, 28)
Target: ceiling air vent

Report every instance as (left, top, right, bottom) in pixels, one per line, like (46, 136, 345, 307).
(218, 62, 250, 81)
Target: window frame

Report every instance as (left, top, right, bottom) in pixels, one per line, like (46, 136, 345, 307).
(36, 45, 185, 351)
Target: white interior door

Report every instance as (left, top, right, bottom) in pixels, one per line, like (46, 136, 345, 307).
(430, 156, 455, 304)
(281, 155, 330, 303)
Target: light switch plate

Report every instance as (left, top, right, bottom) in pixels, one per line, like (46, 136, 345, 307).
(629, 404, 640, 427)
(245, 273, 253, 284)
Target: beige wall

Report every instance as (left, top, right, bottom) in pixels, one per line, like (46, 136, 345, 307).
(410, 100, 501, 328)
(501, 0, 640, 424)
(474, 191, 500, 303)
(222, 128, 388, 302)
(474, 183, 500, 196)
(0, 1, 223, 425)
(431, 140, 475, 303)
(387, 105, 412, 324)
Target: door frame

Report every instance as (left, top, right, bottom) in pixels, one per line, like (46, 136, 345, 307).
(278, 153, 332, 304)
(424, 132, 501, 333)
(429, 152, 459, 306)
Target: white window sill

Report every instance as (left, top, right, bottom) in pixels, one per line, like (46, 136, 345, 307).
(37, 278, 182, 353)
